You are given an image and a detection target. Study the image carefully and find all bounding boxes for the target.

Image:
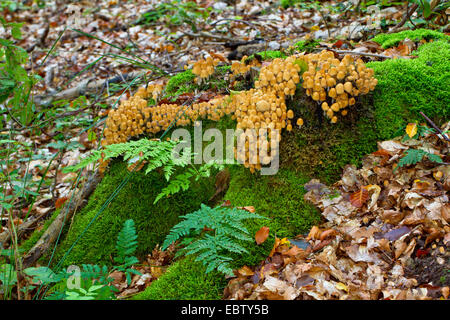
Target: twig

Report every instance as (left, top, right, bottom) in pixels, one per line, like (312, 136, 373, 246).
(210, 18, 259, 31)
(391, 3, 419, 32)
(181, 31, 236, 42)
(325, 49, 394, 60)
(33, 71, 144, 107)
(419, 111, 450, 142)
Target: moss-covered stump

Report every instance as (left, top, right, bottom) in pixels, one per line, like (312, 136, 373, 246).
(49, 33, 449, 299)
(131, 256, 227, 300)
(49, 161, 216, 267)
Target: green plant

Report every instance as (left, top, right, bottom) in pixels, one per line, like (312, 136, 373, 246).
(0, 219, 140, 300)
(35, 219, 138, 300)
(154, 160, 223, 204)
(408, 0, 449, 28)
(393, 124, 444, 171)
(396, 149, 443, 170)
(64, 138, 181, 176)
(162, 204, 268, 276)
(136, 0, 211, 32)
(65, 138, 223, 203)
(0, 18, 41, 127)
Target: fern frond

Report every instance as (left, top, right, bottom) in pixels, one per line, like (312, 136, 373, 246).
(162, 204, 269, 275)
(397, 149, 443, 171)
(63, 139, 180, 174)
(154, 161, 224, 204)
(114, 219, 138, 265)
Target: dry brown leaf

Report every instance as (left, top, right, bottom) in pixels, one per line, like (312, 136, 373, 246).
(238, 265, 255, 276)
(349, 187, 369, 208)
(255, 226, 270, 245)
(306, 226, 321, 240)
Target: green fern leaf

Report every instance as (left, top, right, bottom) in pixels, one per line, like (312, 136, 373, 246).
(114, 219, 138, 265)
(162, 204, 269, 275)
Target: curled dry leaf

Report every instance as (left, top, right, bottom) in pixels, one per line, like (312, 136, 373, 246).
(319, 229, 336, 241)
(238, 265, 254, 276)
(306, 226, 321, 240)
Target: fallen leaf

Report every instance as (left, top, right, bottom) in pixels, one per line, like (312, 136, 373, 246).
(238, 265, 254, 276)
(349, 188, 369, 208)
(319, 229, 336, 241)
(406, 123, 418, 138)
(284, 245, 305, 257)
(255, 226, 270, 245)
(306, 226, 321, 240)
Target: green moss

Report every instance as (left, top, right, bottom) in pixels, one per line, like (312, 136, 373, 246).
(49, 160, 216, 267)
(20, 209, 60, 254)
(225, 166, 321, 237)
(295, 39, 320, 53)
(165, 69, 197, 96)
(280, 0, 303, 9)
(371, 29, 449, 48)
(130, 256, 227, 300)
(279, 89, 378, 183)
(165, 66, 230, 97)
(368, 40, 450, 139)
(252, 50, 286, 61)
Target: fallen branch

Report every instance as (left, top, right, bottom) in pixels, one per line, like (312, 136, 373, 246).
(181, 31, 237, 42)
(33, 71, 145, 107)
(21, 171, 101, 269)
(0, 214, 47, 248)
(328, 49, 394, 60)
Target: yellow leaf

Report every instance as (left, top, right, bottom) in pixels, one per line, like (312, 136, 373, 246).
(336, 282, 348, 292)
(279, 238, 290, 245)
(405, 123, 418, 138)
(311, 26, 320, 31)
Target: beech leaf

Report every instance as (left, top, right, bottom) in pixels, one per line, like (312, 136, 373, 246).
(405, 123, 418, 138)
(255, 226, 270, 245)
(349, 187, 369, 208)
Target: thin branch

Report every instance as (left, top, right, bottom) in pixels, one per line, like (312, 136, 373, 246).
(323, 49, 394, 60)
(419, 111, 450, 142)
(391, 3, 419, 32)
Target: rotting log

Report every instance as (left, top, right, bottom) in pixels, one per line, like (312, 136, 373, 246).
(21, 171, 101, 269)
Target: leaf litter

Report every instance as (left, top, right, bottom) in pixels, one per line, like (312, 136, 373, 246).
(225, 122, 449, 300)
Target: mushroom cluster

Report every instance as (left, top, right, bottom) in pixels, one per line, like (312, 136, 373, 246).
(191, 56, 221, 84)
(101, 51, 377, 174)
(104, 89, 231, 148)
(255, 56, 302, 97)
(227, 89, 286, 172)
(134, 83, 165, 102)
(302, 50, 377, 123)
(230, 55, 261, 77)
